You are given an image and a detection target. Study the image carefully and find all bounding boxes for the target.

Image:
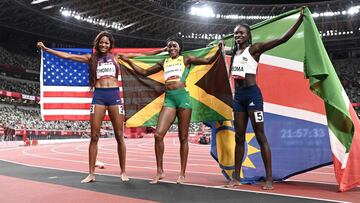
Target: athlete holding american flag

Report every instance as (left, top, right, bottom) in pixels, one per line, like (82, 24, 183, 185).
(37, 31, 164, 183)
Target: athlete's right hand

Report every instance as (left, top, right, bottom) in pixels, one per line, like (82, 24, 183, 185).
(37, 42, 46, 50)
(218, 40, 224, 50)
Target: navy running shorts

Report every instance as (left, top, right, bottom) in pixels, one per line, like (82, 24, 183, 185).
(233, 85, 263, 112)
(91, 87, 121, 106)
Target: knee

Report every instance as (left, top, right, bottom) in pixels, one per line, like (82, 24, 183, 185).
(154, 132, 164, 143)
(114, 134, 124, 144)
(90, 134, 99, 143)
(114, 129, 124, 139)
(178, 135, 188, 145)
(235, 133, 245, 145)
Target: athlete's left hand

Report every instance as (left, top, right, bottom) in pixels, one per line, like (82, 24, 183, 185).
(300, 6, 305, 17)
(118, 54, 129, 62)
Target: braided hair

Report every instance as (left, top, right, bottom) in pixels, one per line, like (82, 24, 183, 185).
(229, 23, 252, 72)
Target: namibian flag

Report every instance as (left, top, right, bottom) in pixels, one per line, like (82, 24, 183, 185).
(210, 8, 360, 192)
(119, 46, 233, 127)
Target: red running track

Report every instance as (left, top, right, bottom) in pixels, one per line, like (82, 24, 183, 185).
(0, 138, 359, 202)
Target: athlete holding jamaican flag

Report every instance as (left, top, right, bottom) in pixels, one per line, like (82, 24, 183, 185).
(120, 37, 222, 184)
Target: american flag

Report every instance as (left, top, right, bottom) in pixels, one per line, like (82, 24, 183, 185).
(40, 48, 123, 121)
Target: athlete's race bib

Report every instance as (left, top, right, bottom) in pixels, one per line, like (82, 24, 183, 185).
(97, 62, 116, 79)
(231, 55, 246, 78)
(164, 64, 183, 81)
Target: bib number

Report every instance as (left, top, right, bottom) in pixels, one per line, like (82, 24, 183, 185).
(254, 111, 264, 123)
(119, 105, 124, 115)
(90, 105, 95, 114)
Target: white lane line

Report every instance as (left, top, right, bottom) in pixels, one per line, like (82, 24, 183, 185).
(20, 148, 223, 175)
(49, 146, 220, 167)
(53, 145, 215, 162)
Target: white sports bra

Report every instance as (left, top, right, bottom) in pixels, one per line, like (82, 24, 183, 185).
(231, 46, 258, 79)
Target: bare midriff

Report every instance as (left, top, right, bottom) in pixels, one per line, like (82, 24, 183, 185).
(234, 74, 257, 89)
(95, 77, 119, 88)
(165, 81, 185, 90)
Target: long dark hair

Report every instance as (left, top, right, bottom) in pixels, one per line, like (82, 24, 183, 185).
(229, 23, 252, 72)
(89, 31, 115, 88)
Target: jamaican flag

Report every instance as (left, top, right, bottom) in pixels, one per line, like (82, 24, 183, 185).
(119, 46, 233, 127)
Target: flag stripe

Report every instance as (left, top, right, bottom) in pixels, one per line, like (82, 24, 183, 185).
(42, 109, 117, 116)
(42, 109, 90, 115)
(43, 92, 93, 97)
(260, 54, 303, 72)
(42, 86, 91, 92)
(43, 91, 123, 99)
(265, 102, 327, 125)
(43, 103, 91, 109)
(43, 115, 111, 121)
(42, 97, 92, 103)
(43, 115, 91, 120)
(42, 86, 123, 92)
(328, 128, 348, 169)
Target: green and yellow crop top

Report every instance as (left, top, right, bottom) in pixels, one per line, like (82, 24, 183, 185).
(163, 56, 190, 83)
